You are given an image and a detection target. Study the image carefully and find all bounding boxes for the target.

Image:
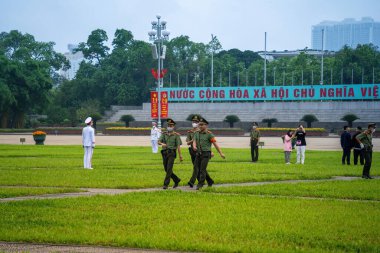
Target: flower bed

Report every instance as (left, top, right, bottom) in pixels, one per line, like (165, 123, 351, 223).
(104, 127, 152, 136)
(104, 127, 245, 136)
(104, 127, 327, 137)
(0, 129, 33, 133)
(177, 128, 245, 136)
(36, 127, 83, 135)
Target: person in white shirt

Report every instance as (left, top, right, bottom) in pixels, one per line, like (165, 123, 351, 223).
(151, 121, 161, 153)
(82, 117, 95, 169)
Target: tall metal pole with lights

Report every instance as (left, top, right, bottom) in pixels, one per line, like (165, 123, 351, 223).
(320, 28, 324, 85)
(148, 15, 170, 129)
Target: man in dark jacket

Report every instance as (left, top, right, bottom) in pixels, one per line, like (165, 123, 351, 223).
(352, 126, 364, 165)
(340, 126, 352, 165)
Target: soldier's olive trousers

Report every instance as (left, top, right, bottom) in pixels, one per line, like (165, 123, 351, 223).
(251, 140, 259, 162)
(353, 149, 364, 165)
(195, 151, 214, 188)
(161, 150, 180, 186)
(362, 149, 372, 177)
(188, 148, 213, 185)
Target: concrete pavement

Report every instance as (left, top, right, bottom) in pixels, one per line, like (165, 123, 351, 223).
(1, 134, 379, 151)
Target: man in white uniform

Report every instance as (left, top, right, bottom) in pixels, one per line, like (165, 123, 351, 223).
(82, 117, 95, 169)
(151, 121, 161, 153)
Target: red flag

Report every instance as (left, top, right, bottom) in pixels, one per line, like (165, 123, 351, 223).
(151, 69, 158, 80)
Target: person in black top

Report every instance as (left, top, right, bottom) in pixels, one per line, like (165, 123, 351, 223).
(352, 126, 364, 165)
(340, 126, 352, 165)
(295, 125, 306, 164)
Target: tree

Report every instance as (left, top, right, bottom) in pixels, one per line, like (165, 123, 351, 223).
(0, 31, 69, 128)
(75, 29, 109, 65)
(341, 114, 359, 127)
(300, 114, 319, 128)
(76, 99, 102, 126)
(112, 29, 133, 51)
(262, 118, 278, 128)
(186, 114, 202, 121)
(120, 115, 135, 127)
(224, 115, 240, 128)
(90, 112, 102, 129)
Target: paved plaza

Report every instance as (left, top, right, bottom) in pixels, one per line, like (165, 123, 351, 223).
(1, 134, 379, 151)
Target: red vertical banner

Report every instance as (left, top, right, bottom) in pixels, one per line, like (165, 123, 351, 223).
(160, 91, 168, 118)
(151, 91, 158, 118)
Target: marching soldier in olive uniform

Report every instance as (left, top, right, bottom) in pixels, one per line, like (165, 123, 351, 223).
(250, 122, 261, 162)
(192, 117, 225, 190)
(356, 123, 376, 179)
(187, 115, 214, 188)
(158, 118, 183, 189)
(186, 115, 201, 164)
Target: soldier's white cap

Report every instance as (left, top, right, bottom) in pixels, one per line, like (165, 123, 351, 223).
(85, 117, 92, 124)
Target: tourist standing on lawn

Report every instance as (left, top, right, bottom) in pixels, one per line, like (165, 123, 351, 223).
(340, 126, 352, 165)
(295, 125, 306, 164)
(82, 117, 95, 169)
(192, 117, 225, 190)
(352, 126, 364, 165)
(250, 122, 261, 163)
(151, 121, 161, 153)
(283, 130, 295, 164)
(355, 123, 376, 179)
(158, 118, 183, 189)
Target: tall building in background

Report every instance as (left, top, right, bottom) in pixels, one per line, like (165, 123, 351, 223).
(60, 44, 84, 80)
(312, 17, 380, 51)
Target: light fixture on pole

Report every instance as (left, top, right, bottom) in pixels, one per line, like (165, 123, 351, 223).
(320, 28, 324, 85)
(148, 15, 170, 129)
(264, 32, 267, 86)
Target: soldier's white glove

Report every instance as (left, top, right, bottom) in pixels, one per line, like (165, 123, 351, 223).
(360, 143, 364, 149)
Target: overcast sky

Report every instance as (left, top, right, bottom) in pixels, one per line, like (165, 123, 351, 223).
(1, 0, 379, 53)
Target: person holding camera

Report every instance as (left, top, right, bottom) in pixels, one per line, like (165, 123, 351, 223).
(355, 123, 376, 179)
(283, 130, 296, 164)
(295, 125, 307, 164)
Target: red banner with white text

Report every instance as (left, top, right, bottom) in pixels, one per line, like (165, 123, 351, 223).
(151, 91, 168, 118)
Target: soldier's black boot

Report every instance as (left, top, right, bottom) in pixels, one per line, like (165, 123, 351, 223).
(173, 179, 181, 188)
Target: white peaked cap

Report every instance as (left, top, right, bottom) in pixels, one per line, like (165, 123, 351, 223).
(85, 117, 92, 124)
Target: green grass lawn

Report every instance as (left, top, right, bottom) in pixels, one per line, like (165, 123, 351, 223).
(0, 144, 378, 188)
(0, 191, 379, 252)
(0, 187, 83, 198)
(204, 179, 380, 200)
(1, 144, 379, 252)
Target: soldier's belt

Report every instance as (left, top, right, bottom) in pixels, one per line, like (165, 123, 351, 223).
(196, 151, 211, 155)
